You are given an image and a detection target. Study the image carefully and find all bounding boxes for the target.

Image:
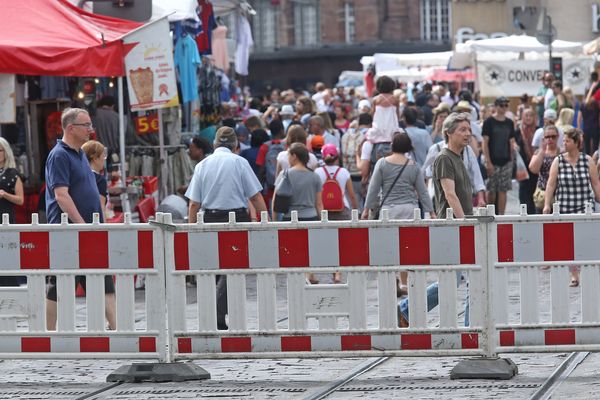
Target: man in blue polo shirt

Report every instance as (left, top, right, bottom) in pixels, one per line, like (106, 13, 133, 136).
(45, 108, 115, 331)
(46, 108, 101, 224)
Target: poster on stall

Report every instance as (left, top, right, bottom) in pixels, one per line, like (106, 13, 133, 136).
(0, 74, 16, 123)
(123, 17, 179, 112)
(477, 58, 593, 97)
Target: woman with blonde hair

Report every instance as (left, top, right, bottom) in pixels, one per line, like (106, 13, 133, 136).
(0, 137, 24, 286)
(81, 140, 108, 220)
(556, 108, 575, 131)
(0, 137, 24, 223)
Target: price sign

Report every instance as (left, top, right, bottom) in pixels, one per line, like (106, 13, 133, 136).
(134, 112, 159, 135)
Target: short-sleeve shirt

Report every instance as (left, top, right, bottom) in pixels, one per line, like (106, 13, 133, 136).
(45, 140, 102, 223)
(94, 171, 108, 198)
(276, 150, 319, 171)
(482, 117, 515, 166)
(185, 147, 262, 210)
(433, 148, 473, 218)
(276, 169, 322, 219)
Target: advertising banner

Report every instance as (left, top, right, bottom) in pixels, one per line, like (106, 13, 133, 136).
(477, 59, 593, 97)
(123, 18, 179, 111)
(0, 74, 16, 123)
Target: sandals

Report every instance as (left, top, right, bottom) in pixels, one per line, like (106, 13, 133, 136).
(570, 278, 579, 287)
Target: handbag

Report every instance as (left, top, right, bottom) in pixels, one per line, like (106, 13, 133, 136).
(372, 160, 409, 219)
(273, 169, 293, 214)
(533, 186, 546, 210)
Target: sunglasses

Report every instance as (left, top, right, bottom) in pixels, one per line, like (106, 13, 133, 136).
(544, 135, 558, 139)
(497, 103, 509, 107)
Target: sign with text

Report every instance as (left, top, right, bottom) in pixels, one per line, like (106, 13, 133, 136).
(123, 18, 179, 112)
(134, 112, 159, 135)
(477, 58, 593, 97)
(0, 74, 16, 123)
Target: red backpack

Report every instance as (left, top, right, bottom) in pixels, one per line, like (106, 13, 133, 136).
(321, 167, 344, 211)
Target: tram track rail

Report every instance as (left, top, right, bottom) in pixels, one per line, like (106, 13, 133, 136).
(529, 351, 590, 400)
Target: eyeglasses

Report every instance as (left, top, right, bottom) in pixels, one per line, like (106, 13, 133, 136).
(544, 135, 558, 139)
(71, 122, 94, 130)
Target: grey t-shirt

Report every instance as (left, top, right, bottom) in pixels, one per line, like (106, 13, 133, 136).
(364, 159, 433, 212)
(276, 169, 322, 219)
(433, 148, 473, 218)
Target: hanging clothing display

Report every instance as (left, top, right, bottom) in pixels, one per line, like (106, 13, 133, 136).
(198, 62, 221, 127)
(196, 0, 217, 55)
(235, 14, 253, 76)
(211, 25, 229, 72)
(174, 33, 201, 104)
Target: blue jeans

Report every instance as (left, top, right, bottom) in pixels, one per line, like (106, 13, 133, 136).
(398, 272, 470, 327)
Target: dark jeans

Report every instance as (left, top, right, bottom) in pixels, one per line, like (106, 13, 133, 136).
(583, 129, 600, 156)
(203, 209, 251, 328)
(519, 170, 538, 215)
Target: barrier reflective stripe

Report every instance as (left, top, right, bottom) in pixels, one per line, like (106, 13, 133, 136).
(497, 328, 600, 347)
(495, 221, 600, 262)
(0, 230, 155, 270)
(0, 336, 158, 353)
(173, 225, 476, 270)
(174, 332, 480, 354)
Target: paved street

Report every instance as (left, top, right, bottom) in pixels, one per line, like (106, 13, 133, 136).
(2, 183, 598, 399)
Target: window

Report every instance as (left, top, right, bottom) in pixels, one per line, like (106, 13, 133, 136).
(344, 2, 355, 44)
(293, 0, 319, 47)
(420, 0, 451, 42)
(250, 0, 278, 50)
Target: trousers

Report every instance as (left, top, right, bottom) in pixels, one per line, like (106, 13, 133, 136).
(203, 209, 251, 328)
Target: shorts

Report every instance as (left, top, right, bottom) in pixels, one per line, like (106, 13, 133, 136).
(46, 275, 115, 301)
(486, 162, 513, 192)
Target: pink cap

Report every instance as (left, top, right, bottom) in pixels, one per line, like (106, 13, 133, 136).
(321, 143, 338, 158)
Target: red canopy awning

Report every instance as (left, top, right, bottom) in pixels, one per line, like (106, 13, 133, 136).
(0, 0, 143, 77)
(426, 68, 475, 82)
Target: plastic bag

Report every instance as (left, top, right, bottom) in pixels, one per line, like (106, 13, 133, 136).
(514, 151, 529, 182)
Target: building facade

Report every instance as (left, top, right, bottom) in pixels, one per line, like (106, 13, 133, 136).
(243, 0, 452, 92)
(452, 0, 600, 46)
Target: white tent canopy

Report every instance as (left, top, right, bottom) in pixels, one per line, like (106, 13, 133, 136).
(151, 0, 251, 21)
(459, 34, 583, 54)
(374, 51, 452, 73)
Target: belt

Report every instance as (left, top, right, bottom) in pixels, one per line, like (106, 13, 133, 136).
(204, 208, 247, 214)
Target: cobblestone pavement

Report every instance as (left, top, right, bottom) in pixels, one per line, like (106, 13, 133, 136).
(2, 182, 598, 399)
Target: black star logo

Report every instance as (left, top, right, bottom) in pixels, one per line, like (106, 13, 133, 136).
(490, 71, 499, 80)
(571, 69, 580, 79)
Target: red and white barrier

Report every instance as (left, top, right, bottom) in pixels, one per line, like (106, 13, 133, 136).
(163, 211, 487, 360)
(491, 205, 600, 353)
(0, 213, 167, 360)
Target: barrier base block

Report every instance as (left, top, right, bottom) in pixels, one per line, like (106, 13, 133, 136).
(450, 357, 517, 380)
(107, 362, 210, 383)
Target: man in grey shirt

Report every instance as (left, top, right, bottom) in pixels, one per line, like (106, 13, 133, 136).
(403, 107, 432, 167)
(399, 113, 473, 328)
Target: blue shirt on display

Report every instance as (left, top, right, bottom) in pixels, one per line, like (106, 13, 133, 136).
(174, 34, 201, 103)
(45, 140, 102, 223)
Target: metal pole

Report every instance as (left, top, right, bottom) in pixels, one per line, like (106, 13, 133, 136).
(117, 76, 130, 214)
(548, 15, 553, 73)
(157, 109, 168, 201)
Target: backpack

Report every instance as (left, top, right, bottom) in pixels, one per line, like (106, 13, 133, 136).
(369, 141, 392, 176)
(321, 167, 344, 211)
(265, 140, 285, 188)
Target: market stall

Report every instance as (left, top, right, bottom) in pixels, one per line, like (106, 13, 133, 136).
(452, 34, 592, 97)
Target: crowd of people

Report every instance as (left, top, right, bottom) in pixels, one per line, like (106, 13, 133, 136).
(31, 71, 600, 329)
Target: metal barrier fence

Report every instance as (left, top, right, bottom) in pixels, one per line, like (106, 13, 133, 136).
(161, 209, 491, 360)
(489, 203, 600, 354)
(1, 205, 599, 375)
(0, 213, 167, 360)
